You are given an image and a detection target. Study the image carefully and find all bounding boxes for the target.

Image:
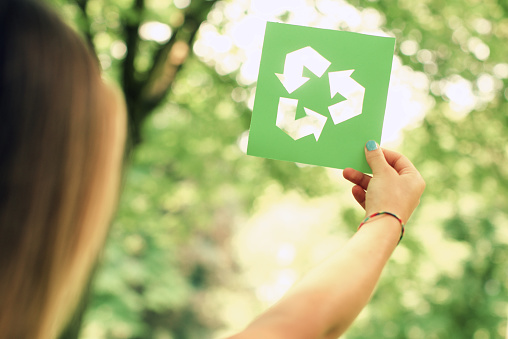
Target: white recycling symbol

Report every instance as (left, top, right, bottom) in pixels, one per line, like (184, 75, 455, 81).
(275, 46, 366, 141)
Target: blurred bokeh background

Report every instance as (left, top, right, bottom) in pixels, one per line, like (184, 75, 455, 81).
(50, 0, 508, 338)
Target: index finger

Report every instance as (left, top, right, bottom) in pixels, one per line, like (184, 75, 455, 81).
(343, 167, 371, 190)
(381, 148, 418, 175)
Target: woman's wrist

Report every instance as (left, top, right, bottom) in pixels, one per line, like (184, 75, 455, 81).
(359, 212, 405, 244)
(355, 214, 402, 248)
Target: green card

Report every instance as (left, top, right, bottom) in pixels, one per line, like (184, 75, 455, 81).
(247, 22, 395, 172)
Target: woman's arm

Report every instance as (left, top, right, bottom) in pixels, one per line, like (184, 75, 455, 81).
(228, 141, 425, 339)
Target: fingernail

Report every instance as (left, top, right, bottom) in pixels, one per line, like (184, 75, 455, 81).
(366, 140, 378, 151)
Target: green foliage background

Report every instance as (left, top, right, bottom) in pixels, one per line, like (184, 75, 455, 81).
(52, 0, 508, 338)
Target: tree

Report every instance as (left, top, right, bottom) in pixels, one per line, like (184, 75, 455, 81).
(64, 0, 219, 146)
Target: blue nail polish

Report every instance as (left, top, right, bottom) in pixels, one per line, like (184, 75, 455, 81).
(366, 140, 378, 151)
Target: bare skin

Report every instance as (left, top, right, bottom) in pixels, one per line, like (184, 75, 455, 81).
(228, 142, 425, 339)
(343, 145, 425, 224)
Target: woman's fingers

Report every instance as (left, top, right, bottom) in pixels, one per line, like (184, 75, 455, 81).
(352, 185, 366, 209)
(343, 169, 368, 209)
(343, 168, 371, 191)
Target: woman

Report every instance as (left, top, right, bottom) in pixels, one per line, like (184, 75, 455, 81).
(0, 0, 425, 338)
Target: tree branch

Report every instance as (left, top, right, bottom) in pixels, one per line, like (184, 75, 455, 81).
(74, 0, 95, 53)
(120, 0, 220, 146)
(121, 0, 145, 145)
(140, 0, 220, 112)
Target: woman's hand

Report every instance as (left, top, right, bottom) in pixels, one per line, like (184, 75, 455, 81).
(343, 141, 425, 224)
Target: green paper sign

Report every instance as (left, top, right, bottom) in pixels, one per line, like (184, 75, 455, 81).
(247, 22, 395, 173)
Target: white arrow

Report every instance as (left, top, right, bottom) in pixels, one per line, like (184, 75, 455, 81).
(276, 97, 327, 141)
(328, 69, 366, 125)
(276, 46, 331, 94)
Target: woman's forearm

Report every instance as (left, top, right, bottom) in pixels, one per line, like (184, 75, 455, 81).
(237, 215, 401, 339)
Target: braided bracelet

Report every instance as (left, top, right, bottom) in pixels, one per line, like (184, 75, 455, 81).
(357, 211, 405, 244)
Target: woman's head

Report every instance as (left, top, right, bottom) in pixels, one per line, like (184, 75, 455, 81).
(0, 0, 126, 338)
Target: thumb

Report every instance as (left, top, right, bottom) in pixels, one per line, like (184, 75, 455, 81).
(365, 140, 389, 175)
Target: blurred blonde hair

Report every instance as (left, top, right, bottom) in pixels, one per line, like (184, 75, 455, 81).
(0, 1, 126, 338)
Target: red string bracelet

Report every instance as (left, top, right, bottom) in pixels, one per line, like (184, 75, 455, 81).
(357, 211, 405, 244)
